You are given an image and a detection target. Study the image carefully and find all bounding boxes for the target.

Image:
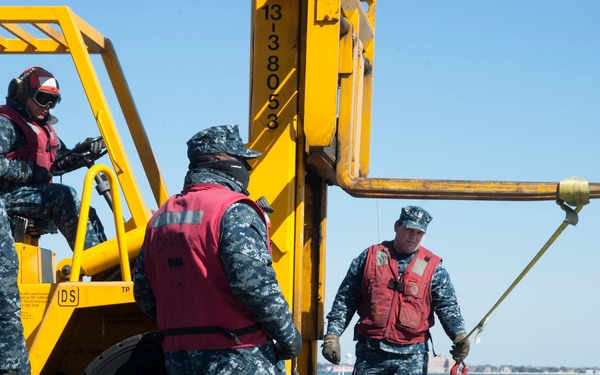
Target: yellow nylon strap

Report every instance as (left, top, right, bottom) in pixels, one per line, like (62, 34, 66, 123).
(466, 177, 590, 344)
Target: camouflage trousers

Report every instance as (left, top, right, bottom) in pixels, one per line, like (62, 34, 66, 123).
(164, 342, 288, 375)
(0, 204, 31, 375)
(0, 183, 106, 250)
(353, 341, 428, 375)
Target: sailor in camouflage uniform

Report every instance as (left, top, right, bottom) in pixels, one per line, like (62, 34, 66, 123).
(0, 211, 28, 375)
(133, 125, 302, 375)
(322, 206, 470, 375)
(0, 67, 107, 375)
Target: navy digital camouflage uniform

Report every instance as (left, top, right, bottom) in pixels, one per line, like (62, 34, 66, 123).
(0, 98, 106, 250)
(0, 203, 30, 375)
(0, 96, 106, 374)
(325, 214, 466, 375)
(134, 125, 300, 375)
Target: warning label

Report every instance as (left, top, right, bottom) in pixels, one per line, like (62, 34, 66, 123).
(21, 291, 49, 307)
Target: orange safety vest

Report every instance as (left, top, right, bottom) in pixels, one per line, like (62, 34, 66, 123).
(144, 183, 271, 352)
(357, 241, 441, 344)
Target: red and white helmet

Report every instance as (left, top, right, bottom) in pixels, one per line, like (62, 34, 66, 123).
(21, 66, 60, 95)
(8, 66, 61, 108)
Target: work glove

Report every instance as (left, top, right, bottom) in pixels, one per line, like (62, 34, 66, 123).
(274, 328, 303, 360)
(53, 137, 105, 175)
(53, 154, 85, 175)
(450, 332, 470, 361)
(321, 334, 341, 365)
(32, 165, 52, 183)
(77, 137, 105, 156)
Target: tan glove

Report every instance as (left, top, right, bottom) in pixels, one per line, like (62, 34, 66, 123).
(450, 332, 470, 361)
(321, 334, 341, 365)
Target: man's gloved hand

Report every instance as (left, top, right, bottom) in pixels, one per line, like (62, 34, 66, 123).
(32, 165, 52, 183)
(274, 329, 303, 360)
(52, 154, 82, 176)
(321, 334, 341, 365)
(86, 137, 105, 155)
(450, 332, 470, 361)
(75, 137, 104, 157)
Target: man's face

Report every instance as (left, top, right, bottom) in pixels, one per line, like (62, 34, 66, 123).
(25, 95, 50, 121)
(393, 221, 425, 254)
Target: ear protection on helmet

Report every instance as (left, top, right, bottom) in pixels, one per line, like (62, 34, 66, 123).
(7, 66, 46, 104)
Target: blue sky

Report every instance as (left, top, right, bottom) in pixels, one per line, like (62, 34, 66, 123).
(2, 0, 599, 368)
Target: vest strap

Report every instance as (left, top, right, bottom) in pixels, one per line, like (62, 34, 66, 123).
(156, 323, 263, 345)
(387, 278, 405, 292)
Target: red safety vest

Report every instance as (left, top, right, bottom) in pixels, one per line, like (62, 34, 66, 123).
(0, 105, 58, 175)
(357, 241, 441, 344)
(143, 183, 271, 353)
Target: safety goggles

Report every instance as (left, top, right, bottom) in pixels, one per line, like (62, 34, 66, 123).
(32, 90, 61, 109)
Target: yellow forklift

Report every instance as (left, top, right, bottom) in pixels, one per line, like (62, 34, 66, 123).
(1, 2, 598, 374)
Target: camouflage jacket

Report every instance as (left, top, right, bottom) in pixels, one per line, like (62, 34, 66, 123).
(326, 246, 466, 354)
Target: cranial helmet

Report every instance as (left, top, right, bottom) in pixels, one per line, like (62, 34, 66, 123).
(8, 66, 61, 108)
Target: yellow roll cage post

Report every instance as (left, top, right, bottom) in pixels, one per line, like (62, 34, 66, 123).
(1, 6, 169, 374)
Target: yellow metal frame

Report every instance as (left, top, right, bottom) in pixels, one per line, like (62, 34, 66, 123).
(0, 6, 169, 223)
(303, 0, 600, 201)
(22, 156, 142, 374)
(24, 282, 138, 374)
(2, 6, 164, 374)
(249, 1, 597, 374)
(70, 165, 132, 282)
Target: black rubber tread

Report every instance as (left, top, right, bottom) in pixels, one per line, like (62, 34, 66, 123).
(82, 332, 167, 375)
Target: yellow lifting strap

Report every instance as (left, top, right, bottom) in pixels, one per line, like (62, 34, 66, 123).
(465, 177, 590, 344)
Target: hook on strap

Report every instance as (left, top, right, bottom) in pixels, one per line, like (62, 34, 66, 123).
(450, 360, 468, 375)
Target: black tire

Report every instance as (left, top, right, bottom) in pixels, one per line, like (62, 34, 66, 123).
(82, 332, 167, 375)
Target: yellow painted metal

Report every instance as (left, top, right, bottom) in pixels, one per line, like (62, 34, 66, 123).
(17, 244, 43, 283)
(79, 226, 146, 277)
(2, 6, 164, 373)
(330, 2, 600, 201)
(58, 13, 149, 228)
(20, 283, 55, 339)
(250, 2, 303, 373)
(250, 0, 299, 298)
(70, 165, 132, 282)
(342, 0, 375, 177)
(27, 288, 75, 374)
(101, 39, 170, 207)
(303, 0, 341, 147)
(26, 282, 137, 374)
(249, 1, 335, 373)
(4, 3, 600, 375)
(0, 6, 105, 52)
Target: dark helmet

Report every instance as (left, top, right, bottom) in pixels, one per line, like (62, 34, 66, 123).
(8, 66, 61, 108)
